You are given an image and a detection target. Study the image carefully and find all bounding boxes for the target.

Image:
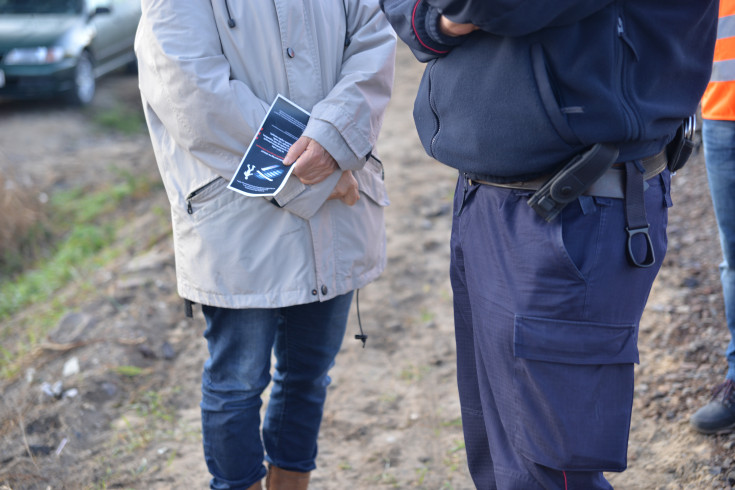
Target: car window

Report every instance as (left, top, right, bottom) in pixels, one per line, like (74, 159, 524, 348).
(86, 0, 112, 11)
(0, 0, 83, 14)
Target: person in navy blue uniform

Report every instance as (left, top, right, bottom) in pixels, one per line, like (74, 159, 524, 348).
(380, 1, 718, 488)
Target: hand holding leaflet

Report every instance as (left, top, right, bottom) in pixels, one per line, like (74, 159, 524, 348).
(228, 94, 310, 197)
(283, 136, 339, 185)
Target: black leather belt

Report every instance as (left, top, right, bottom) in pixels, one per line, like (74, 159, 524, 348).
(469, 148, 668, 199)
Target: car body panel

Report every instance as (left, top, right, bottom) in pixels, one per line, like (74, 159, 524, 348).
(0, 0, 140, 103)
(0, 16, 83, 47)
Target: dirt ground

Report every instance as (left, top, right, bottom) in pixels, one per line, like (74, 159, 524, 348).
(1, 42, 735, 489)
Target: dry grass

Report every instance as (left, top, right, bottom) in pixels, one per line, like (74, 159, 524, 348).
(0, 173, 47, 273)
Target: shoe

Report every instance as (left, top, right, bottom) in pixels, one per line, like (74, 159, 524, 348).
(690, 379, 735, 434)
(265, 464, 310, 490)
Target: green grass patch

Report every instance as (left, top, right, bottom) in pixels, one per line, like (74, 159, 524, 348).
(449, 440, 466, 454)
(0, 171, 161, 378)
(0, 179, 132, 321)
(92, 105, 146, 135)
(114, 366, 148, 377)
(0, 222, 115, 319)
(0, 299, 68, 379)
(133, 390, 175, 423)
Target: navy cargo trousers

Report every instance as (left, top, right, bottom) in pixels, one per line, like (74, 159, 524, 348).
(449, 171, 670, 489)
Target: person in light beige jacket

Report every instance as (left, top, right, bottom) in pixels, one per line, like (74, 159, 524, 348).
(135, 1, 395, 488)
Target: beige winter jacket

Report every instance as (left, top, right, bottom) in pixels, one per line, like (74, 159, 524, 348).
(135, 0, 396, 308)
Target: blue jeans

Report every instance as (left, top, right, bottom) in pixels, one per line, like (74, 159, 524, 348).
(200, 292, 353, 490)
(703, 119, 735, 381)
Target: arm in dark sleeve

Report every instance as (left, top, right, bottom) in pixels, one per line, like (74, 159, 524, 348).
(427, 0, 615, 37)
(380, 0, 465, 62)
(381, 0, 615, 56)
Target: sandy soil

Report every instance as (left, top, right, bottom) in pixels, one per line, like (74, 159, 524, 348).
(1, 43, 734, 490)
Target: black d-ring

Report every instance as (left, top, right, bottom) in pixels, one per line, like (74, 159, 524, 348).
(626, 226, 655, 268)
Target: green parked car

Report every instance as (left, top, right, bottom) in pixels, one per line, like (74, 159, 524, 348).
(0, 0, 141, 105)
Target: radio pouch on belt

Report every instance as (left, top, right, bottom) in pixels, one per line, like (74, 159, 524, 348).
(527, 143, 619, 222)
(666, 115, 696, 173)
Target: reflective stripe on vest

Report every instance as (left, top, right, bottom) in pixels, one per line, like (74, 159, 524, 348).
(702, 2, 735, 120)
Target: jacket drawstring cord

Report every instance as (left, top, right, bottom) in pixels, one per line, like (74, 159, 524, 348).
(224, 0, 235, 28)
(354, 289, 368, 347)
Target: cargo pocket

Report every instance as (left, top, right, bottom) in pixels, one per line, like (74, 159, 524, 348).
(512, 314, 638, 472)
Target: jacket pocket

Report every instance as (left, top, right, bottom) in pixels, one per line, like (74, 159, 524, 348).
(512, 314, 637, 472)
(353, 155, 389, 207)
(185, 177, 229, 221)
(530, 44, 582, 147)
(172, 179, 306, 303)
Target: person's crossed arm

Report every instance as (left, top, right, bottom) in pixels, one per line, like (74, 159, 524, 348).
(283, 136, 359, 206)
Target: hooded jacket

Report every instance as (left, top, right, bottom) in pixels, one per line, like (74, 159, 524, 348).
(135, 0, 396, 308)
(381, 0, 717, 183)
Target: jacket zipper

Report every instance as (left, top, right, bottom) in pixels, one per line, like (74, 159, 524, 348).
(185, 179, 220, 215)
(615, 14, 641, 140)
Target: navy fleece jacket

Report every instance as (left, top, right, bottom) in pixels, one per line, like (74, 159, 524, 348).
(380, 0, 718, 182)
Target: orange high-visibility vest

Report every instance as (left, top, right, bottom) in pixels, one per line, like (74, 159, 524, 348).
(702, 0, 735, 120)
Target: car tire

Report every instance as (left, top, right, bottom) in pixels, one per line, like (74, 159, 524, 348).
(125, 57, 138, 75)
(66, 51, 95, 106)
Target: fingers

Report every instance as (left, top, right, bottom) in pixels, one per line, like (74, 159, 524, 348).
(282, 136, 310, 166)
(439, 16, 479, 37)
(342, 171, 359, 205)
(328, 171, 360, 206)
(341, 184, 359, 205)
(290, 139, 339, 185)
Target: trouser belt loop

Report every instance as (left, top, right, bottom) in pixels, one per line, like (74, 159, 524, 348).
(624, 160, 655, 268)
(457, 173, 478, 217)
